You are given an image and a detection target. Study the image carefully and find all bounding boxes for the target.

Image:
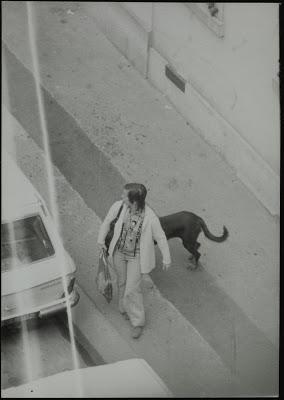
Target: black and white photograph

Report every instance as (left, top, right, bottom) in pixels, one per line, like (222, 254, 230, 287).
(1, 1, 280, 397)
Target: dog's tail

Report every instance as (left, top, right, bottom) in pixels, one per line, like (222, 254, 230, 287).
(200, 219, 229, 242)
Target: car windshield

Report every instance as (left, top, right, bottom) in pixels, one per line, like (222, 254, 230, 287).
(1, 215, 55, 272)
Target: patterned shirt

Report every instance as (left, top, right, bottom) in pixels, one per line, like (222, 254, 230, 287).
(117, 208, 144, 256)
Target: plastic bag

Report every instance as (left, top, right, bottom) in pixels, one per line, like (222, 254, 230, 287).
(95, 249, 113, 303)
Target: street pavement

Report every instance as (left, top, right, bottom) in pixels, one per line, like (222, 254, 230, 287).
(2, 1, 279, 396)
(1, 316, 89, 390)
(3, 106, 250, 397)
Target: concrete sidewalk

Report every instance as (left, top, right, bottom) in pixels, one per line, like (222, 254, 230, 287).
(2, 1, 279, 396)
(3, 107, 252, 397)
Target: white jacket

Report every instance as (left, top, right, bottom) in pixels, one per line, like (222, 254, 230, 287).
(97, 200, 171, 274)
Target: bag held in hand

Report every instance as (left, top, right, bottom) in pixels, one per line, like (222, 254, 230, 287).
(96, 249, 113, 303)
(105, 204, 123, 253)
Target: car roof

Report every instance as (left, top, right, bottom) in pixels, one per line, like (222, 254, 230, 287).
(2, 151, 39, 220)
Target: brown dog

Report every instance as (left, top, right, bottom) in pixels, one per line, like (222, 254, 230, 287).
(157, 211, 228, 267)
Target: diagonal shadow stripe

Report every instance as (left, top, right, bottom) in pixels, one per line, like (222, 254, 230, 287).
(152, 245, 278, 395)
(3, 43, 126, 221)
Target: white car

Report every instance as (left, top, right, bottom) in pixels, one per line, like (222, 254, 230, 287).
(1, 152, 79, 325)
(1, 358, 173, 397)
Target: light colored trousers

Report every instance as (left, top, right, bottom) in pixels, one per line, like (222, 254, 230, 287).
(113, 249, 145, 328)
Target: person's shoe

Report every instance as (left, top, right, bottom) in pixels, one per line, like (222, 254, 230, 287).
(131, 326, 143, 339)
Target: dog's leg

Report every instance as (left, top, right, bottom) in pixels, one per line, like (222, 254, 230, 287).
(190, 242, 201, 269)
(182, 241, 199, 270)
(182, 240, 194, 260)
(194, 243, 201, 262)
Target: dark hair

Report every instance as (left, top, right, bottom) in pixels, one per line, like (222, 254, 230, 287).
(124, 183, 147, 211)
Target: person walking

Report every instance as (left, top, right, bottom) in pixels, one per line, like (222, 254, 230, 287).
(97, 183, 171, 339)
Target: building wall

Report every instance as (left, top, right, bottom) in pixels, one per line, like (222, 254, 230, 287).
(84, 2, 152, 76)
(84, 2, 280, 216)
